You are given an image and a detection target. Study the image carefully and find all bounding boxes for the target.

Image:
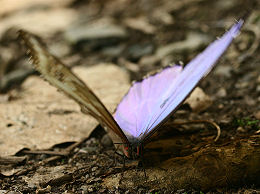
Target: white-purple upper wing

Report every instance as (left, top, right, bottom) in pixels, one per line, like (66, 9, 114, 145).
(114, 20, 244, 144)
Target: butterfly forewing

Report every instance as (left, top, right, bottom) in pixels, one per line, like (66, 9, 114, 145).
(115, 19, 244, 144)
(18, 30, 129, 145)
(141, 20, 244, 141)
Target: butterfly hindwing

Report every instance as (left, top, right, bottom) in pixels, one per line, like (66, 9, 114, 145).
(18, 30, 129, 144)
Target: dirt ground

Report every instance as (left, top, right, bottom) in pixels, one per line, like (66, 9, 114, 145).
(0, 0, 259, 193)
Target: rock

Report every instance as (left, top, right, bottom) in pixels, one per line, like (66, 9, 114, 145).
(64, 18, 128, 44)
(101, 45, 125, 57)
(48, 41, 71, 58)
(139, 55, 160, 68)
(184, 87, 212, 113)
(156, 32, 210, 58)
(254, 111, 260, 120)
(152, 9, 174, 25)
(214, 65, 232, 78)
(101, 134, 113, 147)
(237, 126, 246, 133)
(127, 43, 154, 60)
(216, 88, 227, 98)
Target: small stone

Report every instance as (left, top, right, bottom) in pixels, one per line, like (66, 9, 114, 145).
(156, 32, 210, 58)
(87, 186, 94, 193)
(256, 85, 260, 92)
(185, 87, 212, 113)
(127, 43, 154, 60)
(214, 65, 232, 78)
(64, 18, 128, 44)
(237, 126, 246, 133)
(216, 88, 227, 98)
(101, 45, 125, 57)
(176, 189, 186, 194)
(101, 134, 113, 147)
(139, 55, 160, 67)
(91, 166, 98, 172)
(257, 75, 260, 83)
(124, 17, 156, 34)
(218, 104, 224, 109)
(254, 111, 260, 120)
(245, 96, 256, 106)
(80, 185, 88, 193)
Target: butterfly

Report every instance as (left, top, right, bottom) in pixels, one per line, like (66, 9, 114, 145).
(18, 19, 244, 159)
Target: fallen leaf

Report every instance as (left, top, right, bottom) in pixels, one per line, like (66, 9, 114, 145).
(0, 64, 130, 156)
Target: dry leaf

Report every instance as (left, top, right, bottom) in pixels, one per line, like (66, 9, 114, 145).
(0, 64, 130, 156)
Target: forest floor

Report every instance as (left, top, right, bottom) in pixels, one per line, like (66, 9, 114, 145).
(0, 0, 259, 193)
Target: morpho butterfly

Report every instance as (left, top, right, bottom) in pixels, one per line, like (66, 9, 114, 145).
(18, 19, 244, 159)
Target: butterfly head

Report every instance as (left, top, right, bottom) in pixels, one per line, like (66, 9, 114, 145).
(123, 143, 142, 159)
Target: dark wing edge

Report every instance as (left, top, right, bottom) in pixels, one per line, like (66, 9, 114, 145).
(18, 29, 129, 145)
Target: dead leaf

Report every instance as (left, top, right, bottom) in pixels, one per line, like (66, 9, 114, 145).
(0, 64, 130, 156)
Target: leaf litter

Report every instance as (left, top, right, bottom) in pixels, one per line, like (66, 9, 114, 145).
(0, 0, 259, 193)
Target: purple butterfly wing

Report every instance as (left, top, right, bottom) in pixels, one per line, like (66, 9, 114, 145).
(141, 20, 244, 139)
(114, 65, 183, 142)
(115, 20, 244, 144)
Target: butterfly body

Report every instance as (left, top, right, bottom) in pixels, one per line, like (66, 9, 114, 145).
(18, 19, 244, 159)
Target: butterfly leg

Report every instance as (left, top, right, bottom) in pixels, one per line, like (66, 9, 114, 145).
(113, 148, 126, 178)
(138, 144, 147, 180)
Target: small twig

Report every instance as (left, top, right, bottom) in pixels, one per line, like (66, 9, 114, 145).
(172, 120, 221, 142)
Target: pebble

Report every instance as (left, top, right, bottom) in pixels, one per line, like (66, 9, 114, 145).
(127, 43, 154, 60)
(91, 166, 98, 172)
(237, 126, 246, 133)
(214, 65, 232, 78)
(216, 88, 227, 98)
(139, 55, 160, 67)
(64, 18, 128, 44)
(156, 32, 210, 58)
(101, 134, 113, 147)
(254, 111, 260, 120)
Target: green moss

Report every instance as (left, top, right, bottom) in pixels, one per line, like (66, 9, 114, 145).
(233, 117, 260, 129)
